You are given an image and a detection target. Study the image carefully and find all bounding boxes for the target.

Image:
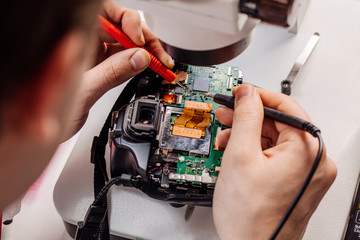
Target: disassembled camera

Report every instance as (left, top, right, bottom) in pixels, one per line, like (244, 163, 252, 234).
(109, 63, 243, 206)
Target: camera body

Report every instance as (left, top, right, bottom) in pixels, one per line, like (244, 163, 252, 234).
(109, 63, 243, 206)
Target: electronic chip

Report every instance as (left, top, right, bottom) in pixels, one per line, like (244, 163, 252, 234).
(193, 78, 210, 92)
(174, 86, 184, 94)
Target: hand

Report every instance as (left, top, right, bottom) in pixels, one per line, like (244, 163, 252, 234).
(212, 84, 337, 239)
(62, 0, 174, 140)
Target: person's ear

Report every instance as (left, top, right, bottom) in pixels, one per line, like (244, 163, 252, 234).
(8, 31, 85, 143)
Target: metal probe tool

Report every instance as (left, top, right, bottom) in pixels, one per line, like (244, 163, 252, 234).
(174, 79, 193, 95)
(281, 32, 320, 95)
(205, 92, 314, 130)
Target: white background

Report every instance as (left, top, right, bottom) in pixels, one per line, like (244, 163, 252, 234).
(2, 0, 360, 239)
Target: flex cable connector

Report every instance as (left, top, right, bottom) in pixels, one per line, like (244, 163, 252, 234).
(173, 126, 202, 139)
(173, 101, 212, 138)
(184, 101, 212, 111)
(174, 108, 194, 127)
(195, 112, 211, 137)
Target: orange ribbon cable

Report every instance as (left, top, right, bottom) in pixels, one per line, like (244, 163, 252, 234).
(173, 101, 213, 138)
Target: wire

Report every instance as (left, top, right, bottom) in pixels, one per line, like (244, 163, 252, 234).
(261, 106, 324, 239)
(211, 93, 324, 239)
(192, 93, 325, 238)
(93, 177, 122, 206)
(269, 130, 323, 239)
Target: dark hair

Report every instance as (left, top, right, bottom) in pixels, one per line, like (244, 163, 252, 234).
(0, 0, 101, 101)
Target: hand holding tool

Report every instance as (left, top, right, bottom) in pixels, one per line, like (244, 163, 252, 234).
(98, 15, 176, 83)
(205, 92, 319, 137)
(206, 91, 323, 240)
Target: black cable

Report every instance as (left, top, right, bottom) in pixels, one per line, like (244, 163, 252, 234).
(269, 132, 323, 239)
(75, 177, 122, 240)
(93, 177, 122, 206)
(76, 76, 142, 240)
(213, 93, 324, 239)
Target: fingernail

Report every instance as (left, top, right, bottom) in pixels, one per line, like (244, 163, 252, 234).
(235, 85, 253, 102)
(131, 50, 149, 71)
(167, 57, 175, 67)
(140, 33, 145, 45)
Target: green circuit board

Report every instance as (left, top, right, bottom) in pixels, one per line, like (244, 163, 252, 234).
(159, 63, 243, 186)
(175, 121, 223, 185)
(167, 64, 242, 109)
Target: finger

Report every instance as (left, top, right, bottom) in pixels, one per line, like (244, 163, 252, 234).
(257, 88, 314, 144)
(216, 107, 279, 149)
(121, 9, 145, 46)
(98, 3, 126, 43)
(142, 24, 175, 69)
(216, 128, 274, 149)
(216, 128, 232, 148)
(100, 4, 145, 46)
(82, 48, 150, 110)
(226, 84, 264, 161)
(102, 0, 124, 23)
(215, 106, 234, 127)
(258, 88, 311, 121)
(100, 2, 173, 68)
(263, 126, 319, 166)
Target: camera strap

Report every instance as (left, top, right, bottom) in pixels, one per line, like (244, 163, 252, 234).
(75, 77, 141, 240)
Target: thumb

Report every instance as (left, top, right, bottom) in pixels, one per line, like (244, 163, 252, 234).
(86, 48, 150, 96)
(80, 48, 150, 112)
(226, 84, 264, 161)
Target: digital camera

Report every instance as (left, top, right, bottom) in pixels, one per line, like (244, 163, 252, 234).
(109, 63, 243, 207)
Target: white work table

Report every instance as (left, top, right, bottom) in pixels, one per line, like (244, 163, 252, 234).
(53, 0, 360, 239)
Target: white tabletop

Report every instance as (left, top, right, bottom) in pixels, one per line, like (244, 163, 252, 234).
(54, 0, 360, 239)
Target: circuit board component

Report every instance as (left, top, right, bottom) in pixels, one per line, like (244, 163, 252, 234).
(172, 126, 202, 139)
(193, 78, 210, 92)
(156, 63, 243, 187)
(173, 101, 212, 138)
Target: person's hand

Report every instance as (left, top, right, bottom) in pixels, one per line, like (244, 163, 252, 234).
(213, 84, 337, 239)
(62, 0, 174, 140)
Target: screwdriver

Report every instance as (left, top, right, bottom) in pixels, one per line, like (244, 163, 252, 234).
(205, 93, 317, 132)
(98, 15, 176, 83)
(98, 15, 193, 94)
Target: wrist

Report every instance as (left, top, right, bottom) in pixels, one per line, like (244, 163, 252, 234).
(214, 206, 310, 240)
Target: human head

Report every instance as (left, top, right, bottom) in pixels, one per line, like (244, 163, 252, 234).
(0, 0, 102, 210)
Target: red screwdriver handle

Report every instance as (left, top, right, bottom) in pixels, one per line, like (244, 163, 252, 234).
(98, 15, 176, 82)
